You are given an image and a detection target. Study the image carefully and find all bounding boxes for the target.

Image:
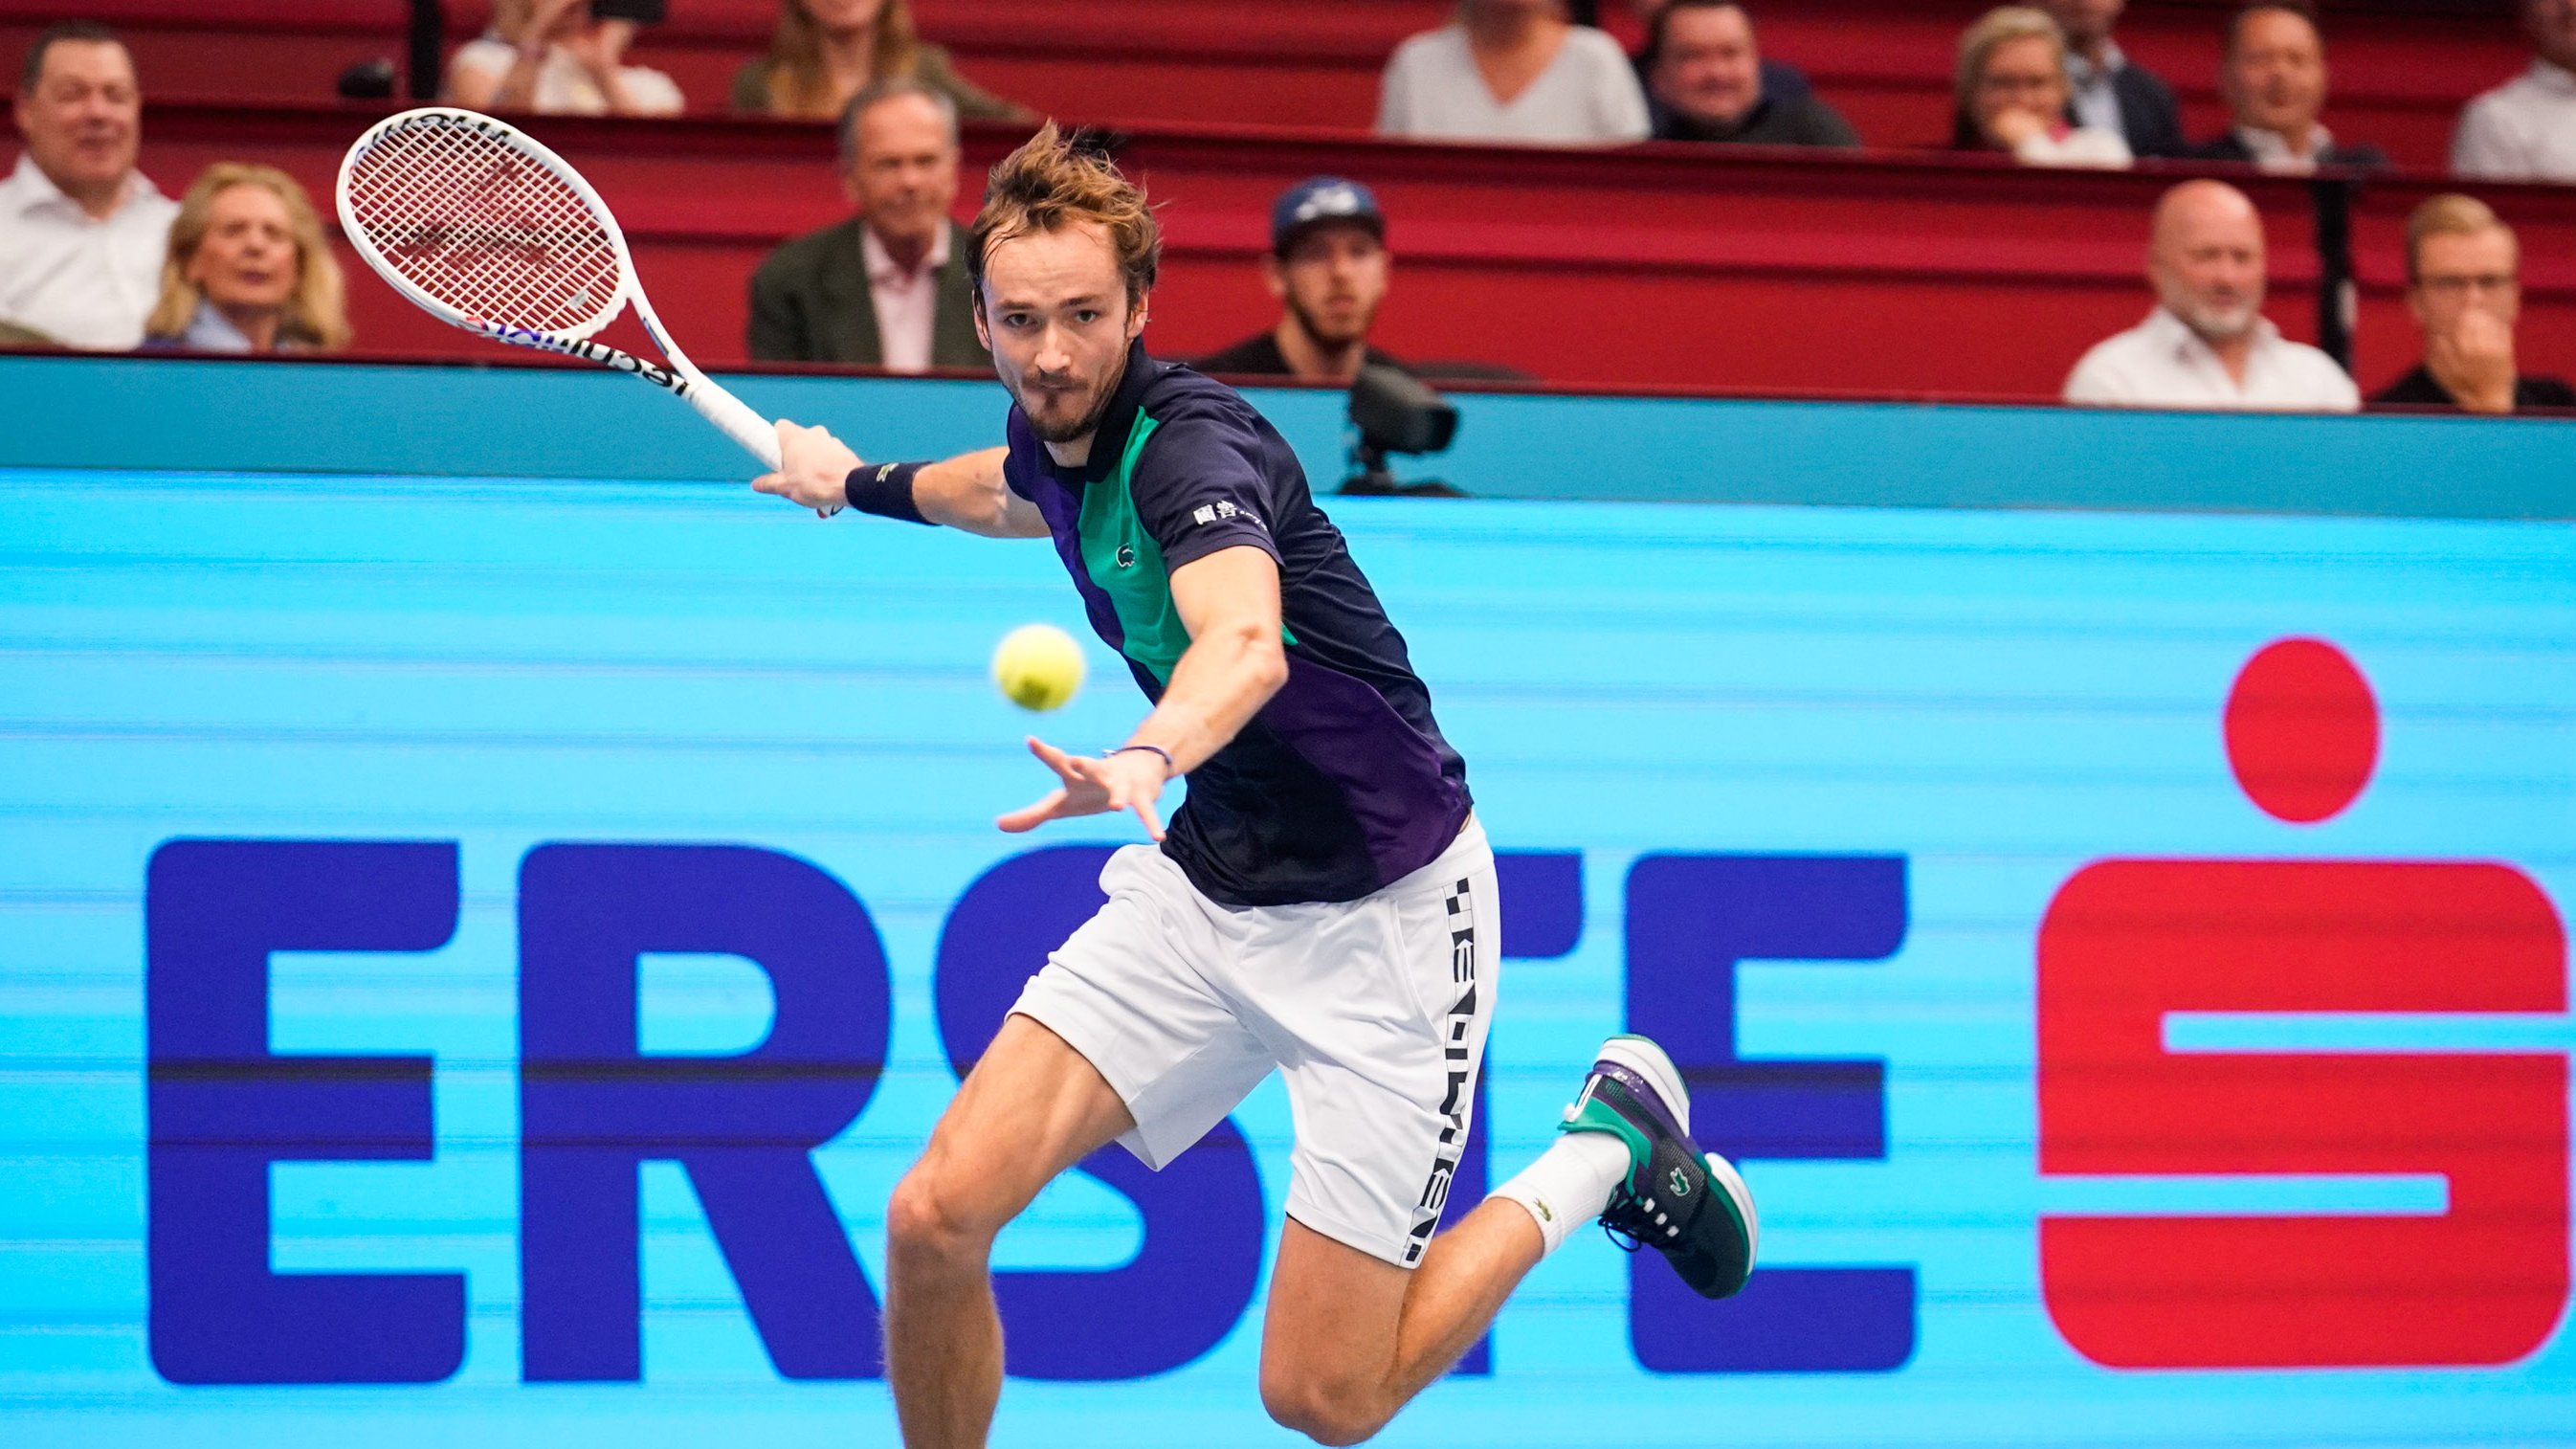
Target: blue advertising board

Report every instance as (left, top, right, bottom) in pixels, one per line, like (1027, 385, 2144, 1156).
(1, 393, 2572, 1445)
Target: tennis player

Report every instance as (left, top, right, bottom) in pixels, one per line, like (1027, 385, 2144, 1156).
(754, 125, 1755, 1447)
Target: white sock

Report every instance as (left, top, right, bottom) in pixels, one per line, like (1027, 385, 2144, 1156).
(1490, 1131, 1631, 1257)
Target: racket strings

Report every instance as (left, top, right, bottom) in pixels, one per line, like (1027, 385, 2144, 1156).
(344, 116, 624, 336)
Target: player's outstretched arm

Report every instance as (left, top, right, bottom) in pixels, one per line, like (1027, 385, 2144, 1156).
(998, 546, 1288, 839)
(752, 421, 1046, 538)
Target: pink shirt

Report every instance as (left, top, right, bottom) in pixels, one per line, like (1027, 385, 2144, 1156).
(861, 223, 949, 374)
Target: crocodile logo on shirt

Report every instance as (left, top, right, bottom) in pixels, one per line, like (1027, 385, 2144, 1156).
(1116, 544, 1136, 568)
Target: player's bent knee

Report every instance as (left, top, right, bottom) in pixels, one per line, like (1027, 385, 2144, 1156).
(884, 1162, 1008, 1265)
(1259, 1373, 1388, 1447)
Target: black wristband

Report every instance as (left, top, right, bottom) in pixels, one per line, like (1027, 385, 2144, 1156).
(843, 461, 933, 524)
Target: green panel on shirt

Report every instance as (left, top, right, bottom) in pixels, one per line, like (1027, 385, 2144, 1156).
(1079, 414, 1190, 685)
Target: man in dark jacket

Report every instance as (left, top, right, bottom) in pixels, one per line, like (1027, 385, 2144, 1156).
(2372, 193, 2575, 414)
(2040, 0, 2187, 158)
(746, 78, 989, 370)
(2183, 2, 2387, 172)
(1643, 0, 1860, 145)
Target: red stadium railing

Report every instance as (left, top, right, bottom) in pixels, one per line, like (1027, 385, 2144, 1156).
(111, 102, 2576, 401)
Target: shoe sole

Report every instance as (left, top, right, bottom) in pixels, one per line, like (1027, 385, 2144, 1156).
(1594, 1032, 1762, 1271)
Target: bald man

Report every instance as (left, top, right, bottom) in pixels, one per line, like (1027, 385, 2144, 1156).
(2063, 180, 2358, 411)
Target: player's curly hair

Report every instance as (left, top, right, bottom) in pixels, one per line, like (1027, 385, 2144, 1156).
(968, 123, 1161, 308)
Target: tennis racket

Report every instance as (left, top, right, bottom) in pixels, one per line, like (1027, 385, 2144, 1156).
(335, 106, 782, 471)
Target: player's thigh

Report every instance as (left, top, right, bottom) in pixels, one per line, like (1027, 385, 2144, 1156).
(1259, 1216, 1409, 1393)
(899, 1013, 1133, 1237)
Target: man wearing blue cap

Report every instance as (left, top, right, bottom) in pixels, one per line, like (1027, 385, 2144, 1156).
(1194, 176, 1413, 383)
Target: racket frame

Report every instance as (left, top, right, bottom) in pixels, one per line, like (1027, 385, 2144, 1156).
(336, 106, 783, 470)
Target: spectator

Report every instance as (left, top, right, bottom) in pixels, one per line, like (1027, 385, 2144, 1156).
(1643, 1, 1859, 146)
(0, 22, 177, 350)
(1952, 9, 2132, 167)
(746, 79, 988, 370)
(2453, 0, 2576, 182)
(447, 0, 683, 116)
(1194, 178, 1410, 383)
(2372, 194, 2574, 415)
(1623, 0, 1818, 108)
(2183, 3, 2386, 173)
(732, 0, 1026, 123)
(2035, 0, 2185, 157)
(2064, 179, 2358, 412)
(139, 165, 349, 353)
(1378, 0, 1652, 145)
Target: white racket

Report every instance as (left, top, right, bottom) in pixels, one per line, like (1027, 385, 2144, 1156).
(335, 106, 782, 470)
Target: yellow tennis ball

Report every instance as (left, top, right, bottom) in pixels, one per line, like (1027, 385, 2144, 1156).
(991, 623, 1086, 712)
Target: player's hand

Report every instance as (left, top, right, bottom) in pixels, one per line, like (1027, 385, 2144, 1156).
(753, 420, 864, 519)
(997, 737, 1169, 841)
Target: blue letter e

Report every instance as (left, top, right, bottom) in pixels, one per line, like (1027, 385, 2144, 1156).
(145, 838, 466, 1384)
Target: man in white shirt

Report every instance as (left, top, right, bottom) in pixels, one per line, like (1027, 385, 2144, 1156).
(2453, 0, 2576, 182)
(0, 22, 179, 350)
(746, 79, 988, 371)
(2064, 179, 2360, 412)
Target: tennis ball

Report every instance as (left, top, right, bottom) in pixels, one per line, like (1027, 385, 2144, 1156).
(991, 623, 1086, 712)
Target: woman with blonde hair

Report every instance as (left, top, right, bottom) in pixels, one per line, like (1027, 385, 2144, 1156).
(1951, 6, 2131, 167)
(730, 0, 1027, 122)
(447, 0, 684, 117)
(142, 164, 351, 353)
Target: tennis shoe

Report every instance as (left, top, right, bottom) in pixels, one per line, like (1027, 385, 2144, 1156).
(1559, 1034, 1758, 1299)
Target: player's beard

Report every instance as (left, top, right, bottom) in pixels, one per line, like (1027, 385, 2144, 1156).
(1014, 352, 1129, 444)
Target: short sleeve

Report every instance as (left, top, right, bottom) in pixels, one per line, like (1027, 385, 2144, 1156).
(1377, 38, 1421, 135)
(1130, 413, 1285, 572)
(2451, 94, 2516, 179)
(621, 65, 685, 117)
(1588, 33, 1652, 142)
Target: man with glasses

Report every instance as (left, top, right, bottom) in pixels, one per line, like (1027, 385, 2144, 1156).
(2372, 193, 2573, 414)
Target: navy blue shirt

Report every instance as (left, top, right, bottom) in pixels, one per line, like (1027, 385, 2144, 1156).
(1003, 341, 1472, 906)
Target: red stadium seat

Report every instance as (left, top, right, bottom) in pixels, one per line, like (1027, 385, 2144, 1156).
(124, 101, 2576, 402)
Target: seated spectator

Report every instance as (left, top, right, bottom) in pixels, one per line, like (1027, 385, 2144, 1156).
(0, 23, 178, 350)
(1194, 178, 1411, 383)
(746, 79, 988, 370)
(2036, 0, 2184, 157)
(1623, 0, 1817, 106)
(1378, 0, 1651, 145)
(2372, 194, 2574, 415)
(1951, 9, 2132, 167)
(446, 0, 683, 117)
(2064, 179, 2358, 412)
(732, 0, 1027, 123)
(2183, 3, 2386, 173)
(1643, 1, 1859, 146)
(2453, 0, 2576, 182)
(140, 164, 350, 353)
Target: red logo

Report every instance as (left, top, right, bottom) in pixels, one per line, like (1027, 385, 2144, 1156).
(2038, 638, 2569, 1368)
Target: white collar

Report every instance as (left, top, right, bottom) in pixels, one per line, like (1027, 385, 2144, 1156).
(2067, 40, 2127, 85)
(7, 151, 157, 219)
(2235, 123, 2334, 172)
(861, 221, 949, 285)
(2145, 304, 2281, 363)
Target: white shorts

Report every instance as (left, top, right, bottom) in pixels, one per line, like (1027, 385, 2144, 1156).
(1010, 817, 1499, 1268)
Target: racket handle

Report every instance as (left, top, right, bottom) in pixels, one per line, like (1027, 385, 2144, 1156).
(686, 374, 784, 472)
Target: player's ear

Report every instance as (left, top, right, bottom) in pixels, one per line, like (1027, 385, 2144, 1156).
(1125, 289, 1149, 340)
(971, 290, 990, 350)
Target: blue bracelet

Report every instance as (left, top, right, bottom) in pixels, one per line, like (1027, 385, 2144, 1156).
(1106, 744, 1176, 774)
